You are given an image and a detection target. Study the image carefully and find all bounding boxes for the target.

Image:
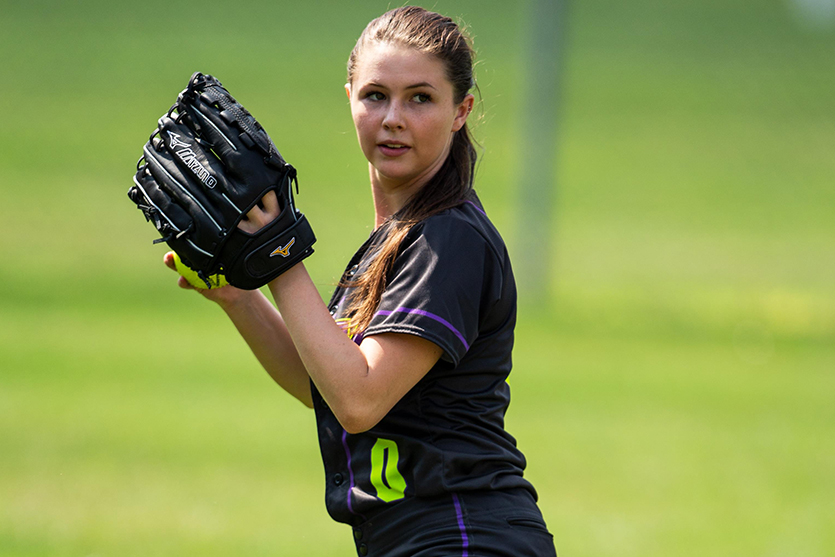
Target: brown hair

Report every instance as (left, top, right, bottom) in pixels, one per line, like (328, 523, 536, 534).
(344, 6, 479, 332)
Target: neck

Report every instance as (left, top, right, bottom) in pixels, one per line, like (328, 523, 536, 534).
(369, 159, 444, 228)
(371, 180, 413, 229)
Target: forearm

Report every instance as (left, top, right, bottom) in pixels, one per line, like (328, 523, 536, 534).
(266, 263, 442, 433)
(220, 289, 313, 407)
(267, 264, 386, 428)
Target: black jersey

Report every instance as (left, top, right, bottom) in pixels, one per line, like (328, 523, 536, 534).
(312, 199, 535, 526)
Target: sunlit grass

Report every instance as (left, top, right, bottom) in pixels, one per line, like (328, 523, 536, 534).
(1, 0, 833, 554)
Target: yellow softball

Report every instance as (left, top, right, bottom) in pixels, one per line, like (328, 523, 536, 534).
(172, 252, 229, 289)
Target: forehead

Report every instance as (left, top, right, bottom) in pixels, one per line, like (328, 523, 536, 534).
(353, 42, 450, 89)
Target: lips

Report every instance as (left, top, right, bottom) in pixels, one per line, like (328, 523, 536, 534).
(377, 140, 410, 157)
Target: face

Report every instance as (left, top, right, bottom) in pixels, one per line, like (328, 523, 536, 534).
(347, 42, 474, 195)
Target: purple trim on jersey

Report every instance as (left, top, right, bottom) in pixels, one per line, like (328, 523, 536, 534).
(452, 493, 469, 556)
(341, 429, 358, 516)
(376, 307, 470, 351)
(464, 200, 486, 216)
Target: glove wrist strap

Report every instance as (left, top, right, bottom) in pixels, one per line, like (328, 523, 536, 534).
(223, 213, 316, 290)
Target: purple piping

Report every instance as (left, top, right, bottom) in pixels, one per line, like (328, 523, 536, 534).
(341, 429, 357, 516)
(376, 307, 469, 351)
(452, 493, 469, 556)
(464, 200, 487, 216)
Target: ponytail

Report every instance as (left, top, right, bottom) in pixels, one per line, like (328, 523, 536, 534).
(343, 7, 479, 332)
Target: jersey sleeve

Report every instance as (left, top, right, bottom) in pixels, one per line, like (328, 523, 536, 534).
(361, 215, 503, 366)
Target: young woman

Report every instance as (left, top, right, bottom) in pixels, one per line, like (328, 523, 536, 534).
(164, 7, 557, 556)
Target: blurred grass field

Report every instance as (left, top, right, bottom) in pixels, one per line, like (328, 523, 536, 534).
(1, 0, 833, 555)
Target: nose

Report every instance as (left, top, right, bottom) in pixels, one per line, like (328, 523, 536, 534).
(382, 101, 405, 131)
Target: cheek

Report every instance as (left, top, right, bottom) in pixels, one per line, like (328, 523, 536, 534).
(352, 116, 380, 162)
(356, 122, 376, 153)
(351, 112, 372, 146)
(420, 115, 455, 151)
(352, 106, 376, 134)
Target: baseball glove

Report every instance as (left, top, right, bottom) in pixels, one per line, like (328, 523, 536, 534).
(128, 72, 315, 290)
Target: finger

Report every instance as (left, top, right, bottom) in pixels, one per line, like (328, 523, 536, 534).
(239, 198, 277, 233)
(164, 251, 177, 271)
(261, 190, 280, 217)
(164, 252, 196, 290)
(239, 207, 266, 234)
(178, 276, 195, 290)
(245, 203, 270, 227)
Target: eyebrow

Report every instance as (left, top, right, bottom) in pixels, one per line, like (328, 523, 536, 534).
(364, 81, 437, 90)
(406, 82, 437, 90)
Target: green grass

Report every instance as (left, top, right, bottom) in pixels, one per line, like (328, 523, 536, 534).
(1, 0, 833, 554)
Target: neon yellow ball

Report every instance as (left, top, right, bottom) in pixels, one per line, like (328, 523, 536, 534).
(172, 252, 228, 289)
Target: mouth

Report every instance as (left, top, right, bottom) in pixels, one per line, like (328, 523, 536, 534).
(377, 141, 410, 156)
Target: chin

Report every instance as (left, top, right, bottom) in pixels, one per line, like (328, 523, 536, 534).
(374, 163, 418, 184)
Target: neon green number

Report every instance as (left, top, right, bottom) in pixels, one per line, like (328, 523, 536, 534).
(370, 438, 407, 503)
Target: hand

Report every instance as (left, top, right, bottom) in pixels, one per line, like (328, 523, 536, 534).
(163, 189, 280, 291)
(238, 190, 281, 234)
(162, 192, 281, 305)
(163, 251, 252, 307)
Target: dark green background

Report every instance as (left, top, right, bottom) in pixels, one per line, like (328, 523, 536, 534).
(1, 0, 833, 555)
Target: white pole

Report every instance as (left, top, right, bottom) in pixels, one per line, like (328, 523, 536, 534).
(517, 0, 564, 300)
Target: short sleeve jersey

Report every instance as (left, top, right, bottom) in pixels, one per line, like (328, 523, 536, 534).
(312, 200, 535, 525)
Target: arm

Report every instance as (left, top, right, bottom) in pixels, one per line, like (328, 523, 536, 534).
(163, 252, 313, 407)
(220, 288, 314, 407)
(163, 251, 441, 428)
(165, 194, 443, 431)
(268, 263, 443, 434)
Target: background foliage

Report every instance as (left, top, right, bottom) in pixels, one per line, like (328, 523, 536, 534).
(1, 0, 833, 555)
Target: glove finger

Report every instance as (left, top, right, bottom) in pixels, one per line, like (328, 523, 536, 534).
(179, 74, 280, 160)
(177, 75, 292, 208)
(156, 115, 251, 220)
(130, 168, 215, 269)
(155, 117, 226, 194)
(129, 168, 192, 236)
(143, 130, 228, 229)
(179, 93, 245, 164)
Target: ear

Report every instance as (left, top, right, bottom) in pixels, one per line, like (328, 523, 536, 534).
(451, 94, 475, 132)
(345, 83, 352, 100)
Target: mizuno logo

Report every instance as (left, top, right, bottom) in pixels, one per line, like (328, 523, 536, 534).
(167, 131, 190, 150)
(167, 131, 217, 189)
(270, 238, 295, 258)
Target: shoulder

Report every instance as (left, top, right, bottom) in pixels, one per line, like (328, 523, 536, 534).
(405, 201, 508, 265)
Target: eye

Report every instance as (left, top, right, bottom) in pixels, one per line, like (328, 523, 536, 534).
(413, 93, 432, 104)
(364, 91, 385, 101)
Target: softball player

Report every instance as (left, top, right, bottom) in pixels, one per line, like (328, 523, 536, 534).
(165, 6, 556, 556)
(318, 198, 556, 557)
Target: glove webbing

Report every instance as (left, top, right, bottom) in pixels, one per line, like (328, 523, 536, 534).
(210, 90, 269, 151)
